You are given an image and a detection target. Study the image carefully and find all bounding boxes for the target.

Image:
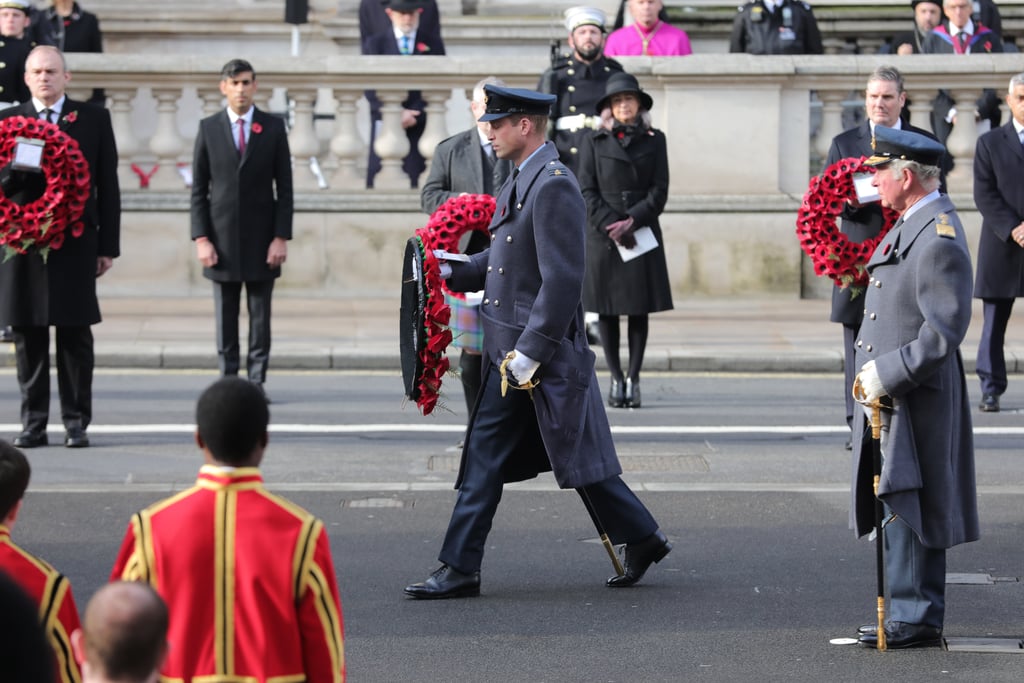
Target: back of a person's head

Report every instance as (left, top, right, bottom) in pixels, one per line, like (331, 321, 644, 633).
(196, 377, 270, 466)
(80, 582, 168, 682)
(0, 570, 56, 683)
(0, 440, 30, 520)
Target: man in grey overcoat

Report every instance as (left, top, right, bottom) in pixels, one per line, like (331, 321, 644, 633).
(972, 72, 1024, 413)
(404, 85, 670, 599)
(852, 126, 978, 649)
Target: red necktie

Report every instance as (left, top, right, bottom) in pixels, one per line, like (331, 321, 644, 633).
(237, 119, 246, 156)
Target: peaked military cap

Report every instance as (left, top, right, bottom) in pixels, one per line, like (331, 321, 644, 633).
(864, 126, 945, 168)
(0, 0, 29, 11)
(382, 0, 425, 12)
(564, 6, 606, 33)
(478, 85, 555, 122)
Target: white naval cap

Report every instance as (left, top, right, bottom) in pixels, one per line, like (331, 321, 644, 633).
(0, 0, 30, 11)
(564, 6, 607, 33)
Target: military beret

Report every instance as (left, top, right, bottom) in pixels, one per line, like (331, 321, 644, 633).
(865, 126, 946, 168)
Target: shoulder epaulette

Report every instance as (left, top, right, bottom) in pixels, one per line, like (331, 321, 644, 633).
(547, 160, 569, 177)
(936, 213, 956, 238)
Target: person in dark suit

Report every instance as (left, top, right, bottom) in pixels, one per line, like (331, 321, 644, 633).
(578, 72, 672, 410)
(852, 126, 977, 650)
(729, 0, 823, 55)
(420, 76, 512, 416)
(923, 0, 1003, 144)
(404, 86, 670, 600)
(361, 0, 445, 189)
(825, 65, 943, 448)
(971, 73, 1024, 413)
(191, 59, 292, 403)
(32, 1, 105, 106)
(887, 0, 943, 55)
(356, 0, 442, 52)
(0, 45, 120, 449)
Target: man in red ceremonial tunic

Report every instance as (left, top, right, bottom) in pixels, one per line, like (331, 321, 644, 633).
(0, 439, 83, 683)
(110, 378, 345, 683)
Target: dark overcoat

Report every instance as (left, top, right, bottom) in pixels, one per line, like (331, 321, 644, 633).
(577, 125, 673, 316)
(419, 127, 511, 215)
(729, 0, 823, 55)
(825, 121, 939, 325)
(447, 142, 622, 489)
(973, 122, 1024, 299)
(190, 108, 292, 283)
(851, 194, 979, 550)
(0, 99, 120, 327)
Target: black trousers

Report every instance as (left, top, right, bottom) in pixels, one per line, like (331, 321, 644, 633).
(213, 280, 274, 384)
(977, 298, 1014, 397)
(438, 364, 658, 575)
(13, 325, 93, 432)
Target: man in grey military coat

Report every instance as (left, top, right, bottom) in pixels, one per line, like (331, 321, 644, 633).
(851, 126, 978, 649)
(404, 85, 670, 599)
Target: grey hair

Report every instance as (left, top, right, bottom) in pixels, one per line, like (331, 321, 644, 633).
(472, 76, 505, 104)
(1009, 72, 1024, 93)
(867, 65, 905, 93)
(888, 159, 941, 192)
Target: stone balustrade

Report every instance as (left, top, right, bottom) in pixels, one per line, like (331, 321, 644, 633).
(56, 53, 1023, 299)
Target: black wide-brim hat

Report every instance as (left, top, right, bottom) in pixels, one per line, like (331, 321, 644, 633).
(596, 72, 653, 114)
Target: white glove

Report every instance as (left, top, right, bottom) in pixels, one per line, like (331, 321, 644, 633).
(856, 360, 886, 402)
(508, 349, 541, 385)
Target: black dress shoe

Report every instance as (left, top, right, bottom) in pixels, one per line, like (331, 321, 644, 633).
(404, 564, 480, 599)
(13, 430, 47, 448)
(625, 378, 641, 408)
(858, 621, 942, 649)
(979, 393, 999, 412)
(607, 379, 625, 408)
(606, 529, 671, 587)
(64, 427, 89, 448)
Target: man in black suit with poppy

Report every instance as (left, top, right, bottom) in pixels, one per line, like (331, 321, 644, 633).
(191, 59, 292, 404)
(0, 44, 120, 449)
(361, 0, 444, 188)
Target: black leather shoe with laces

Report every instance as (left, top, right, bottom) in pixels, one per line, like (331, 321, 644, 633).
(404, 564, 481, 599)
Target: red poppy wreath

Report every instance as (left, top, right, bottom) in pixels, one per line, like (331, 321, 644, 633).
(0, 115, 90, 262)
(403, 193, 495, 415)
(795, 156, 899, 297)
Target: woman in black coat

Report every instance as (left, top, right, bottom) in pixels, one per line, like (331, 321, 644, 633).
(578, 73, 672, 409)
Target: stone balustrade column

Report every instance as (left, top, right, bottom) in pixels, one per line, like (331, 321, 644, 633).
(288, 89, 322, 190)
(905, 89, 933, 133)
(329, 90, 366, 190)
(417, 89, 449, 179)
(200, 88, 224, 118)
(108, 87, 141, 190)
(148, 87, 187, 190)
(814, 90, 845, 163)
(373, 91, 412, 190)
(945, 89, 981, 194)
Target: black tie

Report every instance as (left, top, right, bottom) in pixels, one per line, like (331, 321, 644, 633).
(508, 168, 519, 209)
(42, 108, 54, 123)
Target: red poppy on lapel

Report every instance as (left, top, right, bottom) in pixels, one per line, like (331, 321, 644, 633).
(984, 41, 992, 51)
(62, 111, 77, 125)
(251, 122, 263, 134)
(416, 42, 429, 53)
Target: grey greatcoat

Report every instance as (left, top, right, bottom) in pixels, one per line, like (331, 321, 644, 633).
(447, 142, 622, 489)
(851, 194, 979, 550)
(419, 127, 512, 215)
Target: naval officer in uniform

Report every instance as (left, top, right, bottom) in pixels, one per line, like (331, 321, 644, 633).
(404, 85, 671, 599)
(851, 126, 978, 649)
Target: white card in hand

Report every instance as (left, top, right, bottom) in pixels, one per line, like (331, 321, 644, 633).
(432, 249, 471, 262)
(616, 226, 659, 262)
(853, 172, 880, 204)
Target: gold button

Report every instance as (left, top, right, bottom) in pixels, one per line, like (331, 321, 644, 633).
(490, 234, 496, 241)
(494, 300, 500, 307)
(567, 68, 575, 75)
(506, 235, 513, 243)
(483, 299, 490, 305)
(869, 313, 876, 320)
(569, 105, 576, 112)
(875, 281, 882, 288)
(487, 266, 492, 272)
(866, 345, 873, 352)
(568, 85, 576, 92)
(0, 62, 6, 69)
(570, 147, 578, 154)
(498, 268, 504, 274)
(856, 340, 863, 347)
